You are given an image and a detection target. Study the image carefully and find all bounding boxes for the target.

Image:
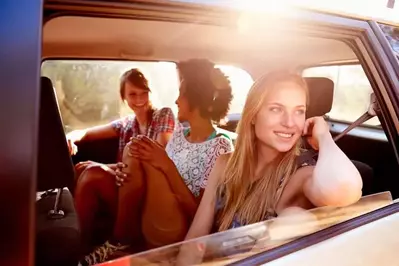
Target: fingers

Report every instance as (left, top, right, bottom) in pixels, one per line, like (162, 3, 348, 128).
(140, 136, 157, 146)
(67, 139, 78, 155)
(128, 141, 153, 159)
(116, 162, 127, 169)
(71, 143, 78, 155)
(115, 168, 128, 187)
(306, 136, 319, 150)
(302, 117, 315, 136)
(130, 137, 153, 152)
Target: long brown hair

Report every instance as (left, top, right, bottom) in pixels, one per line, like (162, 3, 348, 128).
(217, 71, 309, 231)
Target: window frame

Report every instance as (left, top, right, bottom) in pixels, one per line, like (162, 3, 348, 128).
(231, 202, 399, 265)
(42, 1, 399, 265)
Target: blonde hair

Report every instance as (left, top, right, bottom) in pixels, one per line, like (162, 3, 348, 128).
(217, 71, 309, 231)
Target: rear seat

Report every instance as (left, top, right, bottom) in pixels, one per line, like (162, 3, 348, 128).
(36, 76, 81, 266)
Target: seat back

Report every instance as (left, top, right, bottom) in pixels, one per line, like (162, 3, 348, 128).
(36, 77, 75, 191)
(305, 77, 334, 118)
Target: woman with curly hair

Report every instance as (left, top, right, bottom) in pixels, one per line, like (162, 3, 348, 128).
(79, 59, 235, 265)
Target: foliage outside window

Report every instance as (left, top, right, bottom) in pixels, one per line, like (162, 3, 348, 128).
(41, 61, 253, 133)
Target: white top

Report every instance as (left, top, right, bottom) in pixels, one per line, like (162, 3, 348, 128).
(166, 124, 234, 197)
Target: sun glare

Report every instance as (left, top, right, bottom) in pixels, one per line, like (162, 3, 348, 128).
(234, 0, 399, 23)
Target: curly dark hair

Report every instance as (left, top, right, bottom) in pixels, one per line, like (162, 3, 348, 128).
(177, 59, 233, 122)
(119, 68, 150, 99)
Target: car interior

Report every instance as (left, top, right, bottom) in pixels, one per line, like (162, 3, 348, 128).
(36, 11, 399, 266)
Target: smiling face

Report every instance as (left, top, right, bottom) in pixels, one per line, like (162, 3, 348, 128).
(123, 81, 150, 114)
(254, 81, 307, 153)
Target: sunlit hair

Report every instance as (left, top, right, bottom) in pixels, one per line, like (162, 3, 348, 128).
(177, 59, 233, 122)
(119, 68, 150, 100)
(217, 70, 309, 231)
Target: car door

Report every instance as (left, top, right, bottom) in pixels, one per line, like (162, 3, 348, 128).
(232, 15, 399, 266)
(0, 1, 43, 266)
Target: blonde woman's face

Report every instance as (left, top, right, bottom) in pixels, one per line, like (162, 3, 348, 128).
(254, 81, 307, 153)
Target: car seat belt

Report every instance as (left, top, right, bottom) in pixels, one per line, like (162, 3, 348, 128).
(333, 93, 381, 142)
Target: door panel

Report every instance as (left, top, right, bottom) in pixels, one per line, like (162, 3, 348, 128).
(265, 208, 399, 266)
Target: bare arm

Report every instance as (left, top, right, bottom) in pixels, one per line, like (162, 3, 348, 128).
(156, 132, 173, 147)
(302, 132, 363, 207)
(184, 154, 229, 241)
(67, 123, 118, 143)
(66, 123, 119, 155)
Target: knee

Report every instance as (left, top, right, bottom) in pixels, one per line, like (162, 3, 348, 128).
(122, 150, 141, 175)
(76, 166, 112, 191)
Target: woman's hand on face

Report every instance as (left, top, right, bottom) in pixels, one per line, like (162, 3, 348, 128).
(303, 116, 331, 150)
(127, 135, 171, 171)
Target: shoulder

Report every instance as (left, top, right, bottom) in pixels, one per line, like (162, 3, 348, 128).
(110, 115, 134, 129)
(207, 153, 231, 184)
(117, 114, 135, 122)
(214, 134, 234, 150)
(153, 107, 176, 133)
(153, 107, 175, 119)
(217, 152, 232, 165)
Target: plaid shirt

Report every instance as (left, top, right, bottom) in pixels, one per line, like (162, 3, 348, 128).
(111, 107, 176, 161)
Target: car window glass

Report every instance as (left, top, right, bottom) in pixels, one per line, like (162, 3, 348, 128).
(98, 192, 393, 266)
(41, 60, 253, 133)
(303, 64, 380, 127)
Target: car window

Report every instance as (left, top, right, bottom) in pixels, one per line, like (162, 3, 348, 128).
(41, 60, 253, 133)
(302, 64, 380, 127)
(94, 192, 393, 266)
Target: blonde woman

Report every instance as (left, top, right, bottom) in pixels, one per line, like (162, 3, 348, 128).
(184, 70, 363, 239)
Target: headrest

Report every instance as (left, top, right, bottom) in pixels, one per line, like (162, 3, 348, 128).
(37, 76, 75, 191)
(304, 77, 334, 118)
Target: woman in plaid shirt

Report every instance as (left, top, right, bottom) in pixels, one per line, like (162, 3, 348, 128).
(71, 69, 176, 253)
(78, 59, 235, 265)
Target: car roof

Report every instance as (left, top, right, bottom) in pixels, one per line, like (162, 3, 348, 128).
(168, 0, 399, 25)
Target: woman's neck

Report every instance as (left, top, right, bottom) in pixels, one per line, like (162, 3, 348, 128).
(256, 142, 280, 173)
(135, 106, 152, 127)
(187, 117, 215, 143)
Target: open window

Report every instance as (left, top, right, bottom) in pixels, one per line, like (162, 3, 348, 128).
(41, 61, 253, 133)
(39, 2, 399, 266)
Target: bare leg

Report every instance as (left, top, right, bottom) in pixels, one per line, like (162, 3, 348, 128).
(141, 162, 198, 249)
(111, 146, 145, 248)
(74, 166, 118, 250)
